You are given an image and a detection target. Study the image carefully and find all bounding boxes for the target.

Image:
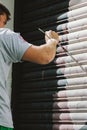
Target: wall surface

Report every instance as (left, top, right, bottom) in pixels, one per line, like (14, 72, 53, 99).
(0, 0, 14, 30)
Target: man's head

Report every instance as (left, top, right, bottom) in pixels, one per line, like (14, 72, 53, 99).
(0, 3, 11, 27)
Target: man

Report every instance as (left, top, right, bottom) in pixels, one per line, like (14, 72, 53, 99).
(0, 3, 59, 130)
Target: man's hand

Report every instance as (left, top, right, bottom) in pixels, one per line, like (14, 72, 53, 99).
(45, 30, 59, 45)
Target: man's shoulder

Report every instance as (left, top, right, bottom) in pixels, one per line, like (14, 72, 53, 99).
(0, 28, 13, 34)
(0, 28, 19, 41)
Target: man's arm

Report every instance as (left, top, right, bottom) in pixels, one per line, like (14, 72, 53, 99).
(22, 30, 59, 64)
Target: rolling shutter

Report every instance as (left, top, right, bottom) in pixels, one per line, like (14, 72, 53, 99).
(12, 0, 87, 130)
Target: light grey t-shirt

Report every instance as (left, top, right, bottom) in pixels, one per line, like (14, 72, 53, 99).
(0, 28, 31, 128)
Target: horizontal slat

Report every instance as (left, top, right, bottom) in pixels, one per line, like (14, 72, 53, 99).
(23, 0, 64, 12)
(69, 0, 87, 8)
(18, 124, 87, 130)
(19, 113, 87, 120)
(15, 119, 87, 124)
(57, 18, 87, 32)
(23, 1, 68, 23)
(55, 53, 87, 64)
(57, 49, 87, 56)
(57, 41, 87, 52)
(21, 76, 87, 89)
(17, 98, 87, 109)
(22, 65, 87, 81)
(69, 1, 87, 10)
(59, 30, 87, 42)
(18, 88, 87, 99)
(58, 6, 87, 21)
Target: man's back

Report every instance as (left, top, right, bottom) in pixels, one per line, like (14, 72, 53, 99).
(0, 28, 13, 128)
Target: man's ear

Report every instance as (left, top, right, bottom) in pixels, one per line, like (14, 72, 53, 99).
(0, 15, 3, 22)
(0, 15, 1, 21)
(0, 16, 2, 25)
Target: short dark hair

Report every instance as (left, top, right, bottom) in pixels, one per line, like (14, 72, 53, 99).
(0, 3, 11, 22)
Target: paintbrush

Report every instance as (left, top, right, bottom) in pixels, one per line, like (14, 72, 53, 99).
(38, 28, 87, 74)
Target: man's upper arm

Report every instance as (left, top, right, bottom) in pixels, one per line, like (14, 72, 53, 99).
(22, 45, 44, 64)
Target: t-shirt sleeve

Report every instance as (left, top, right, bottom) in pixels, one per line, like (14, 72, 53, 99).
(4, 32, 32, 63)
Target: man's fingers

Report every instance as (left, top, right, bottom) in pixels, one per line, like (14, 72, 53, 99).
(45, 30, 59, 41)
